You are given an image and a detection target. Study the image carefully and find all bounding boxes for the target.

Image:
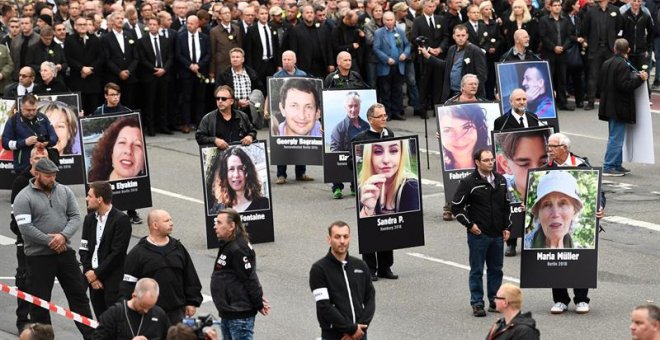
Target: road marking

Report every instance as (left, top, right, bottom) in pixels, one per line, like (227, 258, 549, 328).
(562, 132, 607, 142)
(421, 178, 444, 188)
(602, 216, 660, 233)
(151, 187, 205, 204)
(407, 252, 520, 283)
(419, 148, 441, 155)
(0, 234, 16, 246)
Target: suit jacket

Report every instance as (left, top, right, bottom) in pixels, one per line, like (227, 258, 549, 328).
(101, 29, 140, 84)
(2, 82, 34, 99)
(176, 30, 211, 79)
(25, 41, 68, 82)
(539, 15, 574, 56)
(10, 33, 41, 79)
(440, 43, 487, 101)
(288, 22, 333, 76)
(79, 207, 132, 294)
(466, 20, 488, 47)
(582, 4, 623, 55)
(493, 110, 541, 131)
(373, 26, 411, 77)
(244, 22, 281, 70)
(0, 44, 13, 94)
(209, 23, 241, 78)
(123, 22, 147, 40)
(137, 34, 172, 81)
(411, 14, 449, 52)
(64, 33, 105, 93)
(171, 16, 186, 32)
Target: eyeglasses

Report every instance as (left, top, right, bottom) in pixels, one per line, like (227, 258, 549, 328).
(19, 73, 33, 78)
(369, 114, 387, 119)
(494, 296, 506, 300)
(216, 96, 232, 102)
(547, 144, 564, 149)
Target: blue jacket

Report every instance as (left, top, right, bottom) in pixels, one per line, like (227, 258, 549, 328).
(2, 112, 58, 172)
(373, 26, 411, 77)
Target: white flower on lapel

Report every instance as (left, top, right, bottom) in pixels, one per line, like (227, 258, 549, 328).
(48, 49, 54, 55)
(205, 78, 210, 84)
(490, 38, 496, 43)
(333, 74, 340, 79)
(365, 18, 371, 24)
(273, 31, 277, 35)
(642, 65, 648, 70)
(394, 32, 400, 38)
(464, 57, 471, 64)
(315, 23, 320, 28)
(610, 11, 616, 16)
(128, 39, 135, 44)
(228, 34, 234, 40)
(483, 32, 488, 37)
(436, 24, 441, 29)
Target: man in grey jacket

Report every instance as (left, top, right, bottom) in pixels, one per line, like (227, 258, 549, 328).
(13, 158, 94, 339)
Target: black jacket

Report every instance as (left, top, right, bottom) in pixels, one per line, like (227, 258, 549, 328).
(539, 15, 574, 57)
(582, 4, 623, 55)
(622, 8, 654, 55)
(210, 237, 264, 319)
(451, 169, 511, 236)
(10, 167, 33, 240)
(486, 311, 540, 340)
(439, 42, 487, 101)
(120, 237, 203, 312)
(93, 300, 170, 340)
(195, 108, 257, 146)
(598, 54, 645, 124)
(64, 33, 105, 94)
(79, 207, 132, 298)
(309, 250, 375, 340)
(493, 110, 541, 131)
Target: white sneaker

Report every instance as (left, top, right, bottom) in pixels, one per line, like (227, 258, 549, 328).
(551, 302, 568, 314)
(576, 302, 590, 314)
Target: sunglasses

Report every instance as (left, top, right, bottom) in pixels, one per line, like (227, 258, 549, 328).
(215, 96, 232, 102)
(494, 296, 506, 300)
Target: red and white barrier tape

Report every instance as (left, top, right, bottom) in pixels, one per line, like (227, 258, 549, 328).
(0, 282, 98, 329)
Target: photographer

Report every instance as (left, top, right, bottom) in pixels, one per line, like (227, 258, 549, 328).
(167, 323, 218, 340)
(1, 93, 58, 173)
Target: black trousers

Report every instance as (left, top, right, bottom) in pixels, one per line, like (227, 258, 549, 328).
(15, 243, 30, 332)
(362, 251, 394, 275)
(546, 53, 568, 107)
(552, 288, 590, 305)
(378, 67, 404, 117)
(566, 64, 585, 104)
(179, 77, 207, 126)
(81, 93, 101, 117)
(89, 283, 120, 319)
(26, 250, 94, 339)
(140, 77, 169, 132)
(255, 59, 276, 93)
(586, 46, 613, 100)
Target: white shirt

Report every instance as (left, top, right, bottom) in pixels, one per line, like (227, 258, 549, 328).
(150, 33, 162, 64)
(113, 29, 125, 53)
(160, 28, 169, 38)
(469, 20, 479, 32)
(513, 111, 528, 127)
(188, 32, 201, 63)
(131, 24, 143, 39)
(91, 206, 111, 269)
(17, 83, 34, 96)
(54, 37, 65, 49)
(257, 22, 272, 60)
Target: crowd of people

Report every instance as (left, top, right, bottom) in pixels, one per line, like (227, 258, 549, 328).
(1, 0, 657, 338)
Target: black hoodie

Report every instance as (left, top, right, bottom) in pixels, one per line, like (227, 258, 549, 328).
(486, 311, 541, 340)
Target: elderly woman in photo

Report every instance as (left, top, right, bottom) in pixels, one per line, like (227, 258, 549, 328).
(438, 104, 489, 171)
(34, 61, 69, 94)
(358, 139, 419, 217)
(208, 146, 269, 214)
(39, 100, 78, 155)
(88, 116, 146, 181)
(525, 171, 583, 249)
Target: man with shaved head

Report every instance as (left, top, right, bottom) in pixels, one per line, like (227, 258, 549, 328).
(324, 51, 366, 89)
(120, 209, 203, 326)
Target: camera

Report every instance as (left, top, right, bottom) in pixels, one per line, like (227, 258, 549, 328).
(415, 36, 429, 48)
(36, 134, 48, 143)
(182, 314, 219, 340)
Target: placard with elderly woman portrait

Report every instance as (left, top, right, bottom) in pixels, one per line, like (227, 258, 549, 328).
(520, 168, 601, 288)
(353, 135, 424, 254)
(200, 141, 274, 248)
(436, 102, 501, 213)
(0, 99, 16, 189)
(33, 93, 84, 185)
(80, 112, 152, 210)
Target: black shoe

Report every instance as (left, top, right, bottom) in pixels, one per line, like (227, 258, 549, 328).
(488, 302, 498, 312)
(575, 101, 584, 108)
(389, 114, 406, 121)
(371, 273, 379, 281)
(472, 305, 486, 317)
(653, 80, 660, 88)
(558, 104, 575, 111)
(505, 244, 517, 257)
(377, 270, 399, 280)
(584, 101, 594, 111)
(130, 214, 143, 224)
(146, 128, 156, 137)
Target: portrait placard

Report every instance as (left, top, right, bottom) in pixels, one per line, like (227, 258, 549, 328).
(80, 112, 152, 210)
(0, 99, 16, 189)
(200, 141, 274, 248)
(322, 89, 376, 183)
(492, 126, 554, 239)
(496, 61, 559, 130)
(520, 168, 601, 288)
(353, 135, 424, 254)
(436, 102, 501, 207)
(268, 77, 324, 165)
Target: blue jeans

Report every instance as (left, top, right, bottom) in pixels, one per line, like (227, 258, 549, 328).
(405, 61, 421, 110)
(467, 233, 503, 307)
(220, 316, 255, 340)
(276, 165, 306, 178)
(603, 119, 626, 170)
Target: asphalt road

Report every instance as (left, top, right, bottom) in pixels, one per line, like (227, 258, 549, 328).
(0, 102, 659, 339)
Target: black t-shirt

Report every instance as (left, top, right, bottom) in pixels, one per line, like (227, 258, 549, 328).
(94, 300, 170, 340)
(215, 113, 234, 142)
